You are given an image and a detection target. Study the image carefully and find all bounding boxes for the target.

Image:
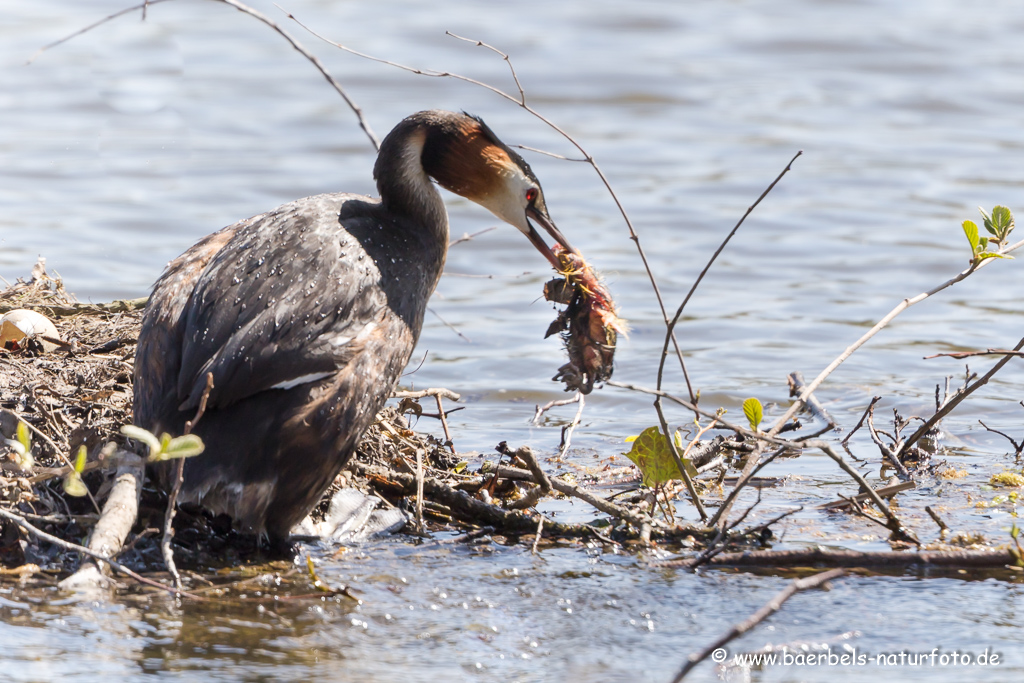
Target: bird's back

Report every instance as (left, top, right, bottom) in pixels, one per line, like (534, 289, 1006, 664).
(134, 192, 443, 538)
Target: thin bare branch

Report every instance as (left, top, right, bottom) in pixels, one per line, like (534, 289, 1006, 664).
(533, 392, 582, 425)
(391, 388, 461, 401)
(555, 392, 585, 460)
(448, 226, 497, 247)
(163, 372, 213, 591)
(924, 348, 1024, 360)
(284, 13, 699, 402)
(866, 403, 911, 478)
(32, 0, 378, 149)
(510, 144, 588, 162)
(445, 32, 525, 104)
(0, 506, 201, 598)
(787, 370, 837, 429)
(427, 306, 471, 343)
(841, 396, 882, 447)
(900, 335, 1024, 455)
(768, 238, 1024, 438)
(805, 439, 919, 545)
(656, 150, 802, 397)
(654, 398, 708, 522)
(607, 380, 794, 449)
(706, 448, 786, 528)
(925, 505, 949, 533)
(27, 0, 174, 64)
(979, 419, 1024, 457)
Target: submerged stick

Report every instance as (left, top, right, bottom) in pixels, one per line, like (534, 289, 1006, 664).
(672, 569, 845, 682)
(658, 547, 1016, 569)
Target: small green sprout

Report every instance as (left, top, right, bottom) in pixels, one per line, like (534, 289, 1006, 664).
(63, 444, 89, 498)
(120, 424, 205, 462)
(4, 420, 35, 471)
(742, 397, 763, 433)
(963, 205, 1015, 263)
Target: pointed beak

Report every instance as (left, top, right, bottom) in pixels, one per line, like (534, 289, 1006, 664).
(525, 206, 578, 270)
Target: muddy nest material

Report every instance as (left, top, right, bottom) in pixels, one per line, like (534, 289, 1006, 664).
(544, 246, 626, 394)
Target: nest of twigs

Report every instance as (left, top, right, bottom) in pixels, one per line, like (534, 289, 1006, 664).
(0, 261, 726, 578)
(1, 260, 141, 469)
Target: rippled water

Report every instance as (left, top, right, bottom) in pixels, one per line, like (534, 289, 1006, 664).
(3, 0, 1024, 680)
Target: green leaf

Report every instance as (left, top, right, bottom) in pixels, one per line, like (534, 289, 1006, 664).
(742, 397, 763, 432)
(120, 424, 162, 457)
(161, 434, 205, 460)
(623, 426, 697, 486)
(963, 220, 981, 252)
(977, 252, 1011, 261)
(979, 206, 1015, 241)
(63, 471, 87, 497)
(980, 207, 996, 236)
(991, 206, 1014, 236)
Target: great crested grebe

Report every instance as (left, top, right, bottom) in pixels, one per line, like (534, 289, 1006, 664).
(133, 110, 575, 541)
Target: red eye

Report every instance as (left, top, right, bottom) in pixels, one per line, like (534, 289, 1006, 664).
(525, 188, 538, 203)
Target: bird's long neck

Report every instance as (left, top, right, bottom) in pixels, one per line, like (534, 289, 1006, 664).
(374, 121, 449, 249)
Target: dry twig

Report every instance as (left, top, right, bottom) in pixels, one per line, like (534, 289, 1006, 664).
(162, 372, 213, 591)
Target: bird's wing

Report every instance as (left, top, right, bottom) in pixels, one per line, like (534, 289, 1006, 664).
(174, 194, 390, 412)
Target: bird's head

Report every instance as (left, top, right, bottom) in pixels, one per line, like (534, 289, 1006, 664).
(419, 111, 577, 269)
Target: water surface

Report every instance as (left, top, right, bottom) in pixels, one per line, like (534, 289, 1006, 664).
(3, 0, 1024, 680)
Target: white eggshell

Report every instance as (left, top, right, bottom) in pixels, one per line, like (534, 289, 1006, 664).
(0, 309, 61, 352)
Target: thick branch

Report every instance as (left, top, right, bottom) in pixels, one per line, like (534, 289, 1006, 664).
(58, 452, 145, 590)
